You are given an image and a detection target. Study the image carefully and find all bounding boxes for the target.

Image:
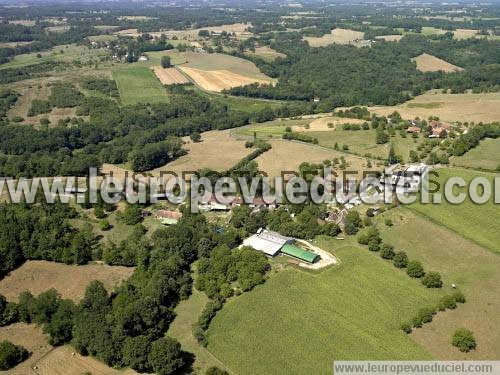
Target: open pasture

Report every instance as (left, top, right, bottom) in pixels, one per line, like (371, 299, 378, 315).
(149, 130, 253, 175)
(207, 239, 444, 374)
(245, 46, 286, 61)
(309, 128, 421, 161)
(153, 66, 190, 85)
(255, 140, 375, 179)
(368, 91, 500, 123)
(35, 345, 139, 375)
(0, 260, 133, 302)
(409, 168, 500, 254)
(112, 66, 170, 105)
(451, 138, 500, 171)
(413, 53, 463, 73)
(0, 323, 51, 375)
(0, 44, 107, 70)
(304, 28, 365, 47)
(380, 209, 500, 359)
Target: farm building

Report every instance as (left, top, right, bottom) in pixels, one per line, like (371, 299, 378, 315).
(281, 244, 320, 264)
(242, 229, 321, 263)
(242, 229, 294, 256)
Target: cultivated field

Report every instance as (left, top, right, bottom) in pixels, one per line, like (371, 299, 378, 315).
(179, 66, 271, 92)
(112, 67, 170, 105)
(452, 138, 500, 171)
(177, 52, 274, 92)
(207, 239, 444, 374)
(0, 323, 51, 375)
(153, 66, 190, 85)
(381, 209, 500, 359)
(255, 140, 376, 179)
(368, 90, 500, 123)
(409, 168, 500, 254)
(0, 260, 133, 302)
(304, 28, 365, 47)
(413, 53, 463, 73)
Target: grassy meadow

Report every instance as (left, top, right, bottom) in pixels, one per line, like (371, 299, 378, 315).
(207, 238, 444, 374)
(409, 167, 500, 254)
(310, 129, 422, 161)
(452, 138, 500, 171)
(112, 67, 170, 105)
(380, 208, 500, 359)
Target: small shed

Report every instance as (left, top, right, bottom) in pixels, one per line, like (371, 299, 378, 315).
(281, 244, 320, 263)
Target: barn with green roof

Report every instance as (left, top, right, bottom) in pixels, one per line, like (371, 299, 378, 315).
(281, 244, 320, 264)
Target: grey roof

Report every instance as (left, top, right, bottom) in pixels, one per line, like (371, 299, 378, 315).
(242, 229, 294, 257)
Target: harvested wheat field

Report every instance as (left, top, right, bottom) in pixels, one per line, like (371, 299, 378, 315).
(413, 53, 463, 73)
(153, 66, 190, 85)
(0, 261, 134, 302)
(255, 140, 374, 179)
(179, 66, 271, 92)
(35, 346, 139, 375)
(368, 91, 500, 123)
(0, 323, 51, 375)
(304, 28, 365, 47)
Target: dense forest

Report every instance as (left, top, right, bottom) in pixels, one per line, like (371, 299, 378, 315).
(227, 34, 500, 106)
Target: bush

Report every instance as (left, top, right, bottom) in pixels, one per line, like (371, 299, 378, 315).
(417, 307, 436, 324)
(380, 244, 395, 260)
(441, 295, 457, 310)
(422, 272, 443, 288)
(99, 219, 111, 231)
(400, 322, 412, 334)
(452, 329, 476, 352)
(368, 239, 380, 252)
(0, 340, 29, 370)
(452, 290, 466, 304)
(393, 251, 408, 268)
(384, 218, 393, 227)
(406, 260, 425, 278)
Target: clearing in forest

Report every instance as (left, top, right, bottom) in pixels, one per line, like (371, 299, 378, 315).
(0, 260, 133, 302)
(413, 53, 463, 73)
(304, 28, 365, 47)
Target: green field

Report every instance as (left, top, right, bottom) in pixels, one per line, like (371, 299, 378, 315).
(0, 44, 107, 70)
(207, 238, 444, 374)
(112, 67, 169, 105)
(183, 52, 271, 80)
(309, 129, 422, 161)
(141, 50, 188, 66)
(452, 138, 500, 171)
(167, 274, 229, 374)
(380, 208, 500, 359)
(232, 119, 310, 139)
(409, 167, 500, 254)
